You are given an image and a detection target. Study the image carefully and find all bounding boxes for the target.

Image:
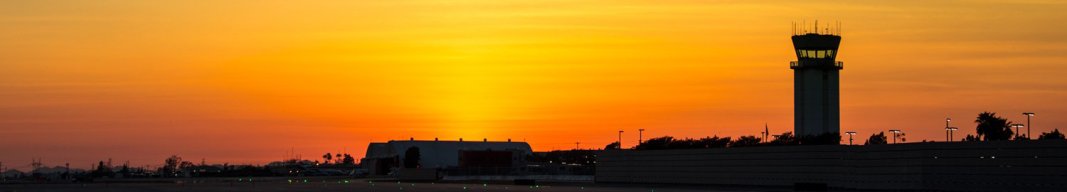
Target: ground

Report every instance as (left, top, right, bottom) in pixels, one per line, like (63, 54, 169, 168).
(0, 178, 795, 192)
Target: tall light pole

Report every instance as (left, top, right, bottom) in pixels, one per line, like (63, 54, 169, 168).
(845, 131, 856, 145)
(1023, 112, 1035, 140)
(889, 129, 902, 144)
(618, 130, 624, 149)
(638, 129, 645, 144)
(946, 127, 958, 142)
(1011, 124, 1025, 140)
(945, 118, 952, 142)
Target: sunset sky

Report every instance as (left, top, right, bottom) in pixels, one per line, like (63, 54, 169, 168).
(3, 0, 1067, 170)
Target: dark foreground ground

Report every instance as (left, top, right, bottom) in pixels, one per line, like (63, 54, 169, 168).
(0, 178, 803, 192)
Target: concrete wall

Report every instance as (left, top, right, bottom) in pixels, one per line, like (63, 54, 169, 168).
(596, 140, 1067, 191)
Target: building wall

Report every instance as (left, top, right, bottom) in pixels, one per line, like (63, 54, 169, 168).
(596, 140, 1067, 191)
(793, 63, 840, 137)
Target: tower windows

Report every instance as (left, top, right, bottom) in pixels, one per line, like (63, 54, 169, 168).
(796, 49, 836, 59)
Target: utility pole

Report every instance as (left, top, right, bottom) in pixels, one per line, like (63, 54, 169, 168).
(575, 141, 580, 150)
(618, 130, 624, 149)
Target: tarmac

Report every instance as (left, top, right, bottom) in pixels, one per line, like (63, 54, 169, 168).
(0, 178, 798, 192)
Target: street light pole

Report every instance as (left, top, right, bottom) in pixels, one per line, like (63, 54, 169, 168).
(618, 130, 624, 149)
(945, 118, 952, 142)
(947, 127, 958, 142)
(1023, 112, 1035, 140)
(1011, 124, 1025, 140)
(845, 131, 856, 145)
(889, 129, 902, 144)
(638, 129, 645, 144)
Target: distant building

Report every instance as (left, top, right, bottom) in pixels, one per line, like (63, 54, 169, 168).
(361, 140, 533, 176)
(790, 29, 843, 137)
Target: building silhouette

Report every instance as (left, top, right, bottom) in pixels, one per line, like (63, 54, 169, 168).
(790, 28, 843, 137)
(361, 139, 532, 177)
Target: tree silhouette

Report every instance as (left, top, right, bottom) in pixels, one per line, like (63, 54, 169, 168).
(403, 147, 420, 168)
(635, 136, 672, 150)
(865, 132, 887, 145)
(604, 141, 621, 150)
(1039, 129, 1065, 140)
(975, 112, 1013, 141)
(962, 134, 981, 142)
(635, 136, 732, 150)
(93, 161, 112, 177)
(769, 132, 798, 145)
(730, 135, 762, 147)
(162, 155, 182, 176)
(179, 161, 195, 170)
(695, 136, 731, 148)
(322, 153, 333, 165)
(342, 154, 356, 165)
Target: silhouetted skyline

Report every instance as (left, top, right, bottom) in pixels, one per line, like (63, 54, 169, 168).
(2, 0, 1067, 169)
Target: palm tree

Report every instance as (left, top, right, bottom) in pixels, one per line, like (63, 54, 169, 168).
(975, 112, 1013, 141)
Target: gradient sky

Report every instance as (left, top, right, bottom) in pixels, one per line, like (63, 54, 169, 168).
(3, 0, 1067, 170)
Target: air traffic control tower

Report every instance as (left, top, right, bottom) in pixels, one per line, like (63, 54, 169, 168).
(790, 24, 842, 137)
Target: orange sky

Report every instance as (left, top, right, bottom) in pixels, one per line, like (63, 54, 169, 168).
(3, 0, 1067, 170)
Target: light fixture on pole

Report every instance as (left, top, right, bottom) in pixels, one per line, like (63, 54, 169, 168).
(888, 129, 903, 144)
(945, 118, 952, 142)
(946, 127, 958, 142)
(1011, 124, 1025, 139)
(1023, 112, 1035, 140)
(845, 131, 857, 145)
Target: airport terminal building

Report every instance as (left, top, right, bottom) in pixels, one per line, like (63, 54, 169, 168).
(361, 139, 533, 177)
